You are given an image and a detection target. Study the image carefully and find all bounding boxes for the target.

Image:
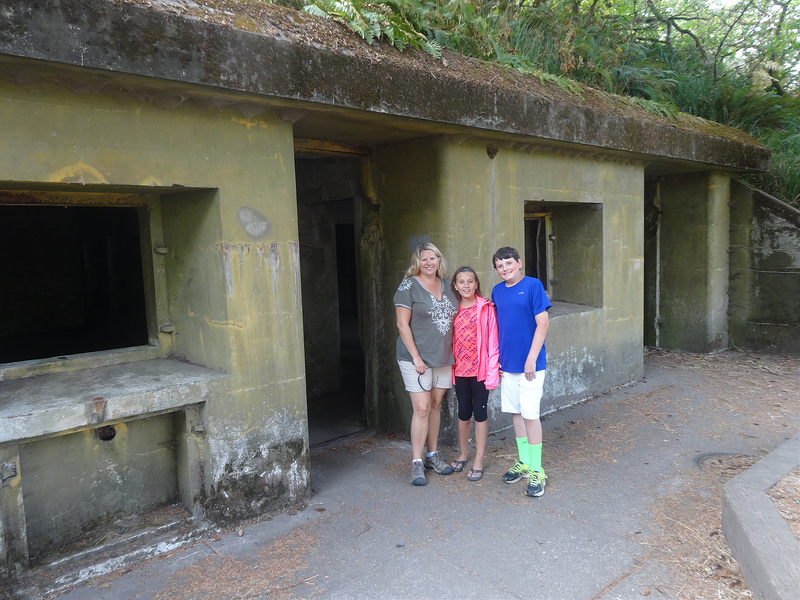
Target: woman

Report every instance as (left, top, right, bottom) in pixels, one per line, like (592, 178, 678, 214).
(394, 242, 459, 486)
(449, 266, 499, 481)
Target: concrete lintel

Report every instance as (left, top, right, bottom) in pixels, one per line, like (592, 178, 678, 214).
(722, 434, 800, 600)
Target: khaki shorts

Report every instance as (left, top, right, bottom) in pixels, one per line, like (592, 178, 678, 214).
(397, 361, 453, 393)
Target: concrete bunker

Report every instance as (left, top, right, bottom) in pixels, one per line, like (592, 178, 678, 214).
(2, 0, 796, 586)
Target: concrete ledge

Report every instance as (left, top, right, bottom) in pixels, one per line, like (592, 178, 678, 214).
(0, 358, 228, 444)
(722, 433, 800, 600)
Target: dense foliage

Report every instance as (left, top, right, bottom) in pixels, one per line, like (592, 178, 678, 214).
(280, 0, 800, 205)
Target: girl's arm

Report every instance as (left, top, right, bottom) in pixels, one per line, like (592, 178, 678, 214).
(396, 306, 426, 374)
(484, 304, 501, 390)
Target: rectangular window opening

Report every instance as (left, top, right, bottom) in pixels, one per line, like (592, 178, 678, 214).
(1, 203, 150, 364)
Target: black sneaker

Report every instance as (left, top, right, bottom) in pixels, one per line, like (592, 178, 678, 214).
(502, 460, 530, 484)
(411, 461, 427, 486)
(423, 452, 454, 475)
(525, 471, 547, 497)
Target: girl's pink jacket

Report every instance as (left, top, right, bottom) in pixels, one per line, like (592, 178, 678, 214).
(453, 296, 501, 390)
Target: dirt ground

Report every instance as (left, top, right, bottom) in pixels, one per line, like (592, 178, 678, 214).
(602, 350, 799, 600)
(156, 350, 799, 600)
(25, 350, 799, 600)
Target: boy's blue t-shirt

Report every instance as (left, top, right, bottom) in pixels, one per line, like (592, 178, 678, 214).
(491, 276, 551, 373)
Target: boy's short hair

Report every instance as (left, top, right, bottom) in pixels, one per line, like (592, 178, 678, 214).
(492, 246, 521, 267)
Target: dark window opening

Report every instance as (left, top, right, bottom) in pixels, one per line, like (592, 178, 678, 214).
(0, 204, 149, 363)
(525, 216, 548, 290)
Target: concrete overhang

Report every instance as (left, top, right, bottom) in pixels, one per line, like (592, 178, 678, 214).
(0, 0, 769, 175)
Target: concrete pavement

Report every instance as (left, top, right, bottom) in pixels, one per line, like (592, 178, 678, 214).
(12, 350, 800, 600)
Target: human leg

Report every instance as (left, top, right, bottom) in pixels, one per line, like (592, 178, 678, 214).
(523, 420, 547, 497)
(524, 416, 543, 466)
(426, 386, 446, 453)
(519, 370, 547, 497)
(409, 391, 432, 460)
(408, 391, 432, 486)
(501, 373, 530, 483)
(519, 370, 546, 466)
(454, 419, 470, 467)
(471, 379, 490, 471)
(423, 383, 454, 475)
(453, 377, 474, 467)
(473, 419, 488, 471)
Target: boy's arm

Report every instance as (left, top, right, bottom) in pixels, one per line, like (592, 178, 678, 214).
(524, 310, 549, 381)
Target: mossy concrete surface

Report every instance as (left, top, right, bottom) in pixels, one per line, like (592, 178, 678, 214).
(377, 139, 643, 435)
(656, 172, 731, 352)
(729, 182, 800, 353)
(0, 0, 769, 173)
(0, 77, 310, 569)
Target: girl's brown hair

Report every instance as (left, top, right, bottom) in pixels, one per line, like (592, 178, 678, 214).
(451, 266, 483, 300)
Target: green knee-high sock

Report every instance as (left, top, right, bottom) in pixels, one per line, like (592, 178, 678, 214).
(529, 443, 543, 473)
(516, 437, 530, 467)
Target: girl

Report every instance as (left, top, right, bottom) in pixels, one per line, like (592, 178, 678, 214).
(450, 266, 499, 481)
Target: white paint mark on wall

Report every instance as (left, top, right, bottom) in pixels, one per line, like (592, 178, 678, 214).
(237, 244, 247, 281)
(290, 241, 301, 311)
(237, 206, 271, 238)
(221, 244, 234, 299)
(268, 242, 285, 378)
(256, 242, 265, 270)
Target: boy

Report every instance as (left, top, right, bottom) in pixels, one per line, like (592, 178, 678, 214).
(491, 246, 551, 497)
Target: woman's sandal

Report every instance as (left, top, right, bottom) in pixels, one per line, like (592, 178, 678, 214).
(467, 468, 483, 481)
(451, 459, 466, 472)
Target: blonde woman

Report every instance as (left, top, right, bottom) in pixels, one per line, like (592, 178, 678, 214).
(394, 243, 458, 486)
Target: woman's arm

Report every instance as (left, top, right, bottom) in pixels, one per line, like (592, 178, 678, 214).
(396, 306, 426, 374)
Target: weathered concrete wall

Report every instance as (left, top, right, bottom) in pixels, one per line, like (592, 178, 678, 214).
(498, 148, 644, 393)
(21, 414, 179, 559)
(729, 182, 800, 353)
(376, 138, 644, 435)
(0, 0, 770, 173)
(0, 77, 309, 537)
(657, 173, 731, 352)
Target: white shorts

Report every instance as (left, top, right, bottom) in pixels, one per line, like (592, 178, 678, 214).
(397, 361, 453, 393)
(500, 370, 546, 420)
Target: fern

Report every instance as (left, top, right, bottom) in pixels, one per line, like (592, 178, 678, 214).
(302, 0, 441, 57)
(627, 97, 680, 121)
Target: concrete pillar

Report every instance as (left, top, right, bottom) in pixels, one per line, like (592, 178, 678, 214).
(0, 445, 28, 577)
(176, 406, 206, 517)
(657, 172, 731, 352)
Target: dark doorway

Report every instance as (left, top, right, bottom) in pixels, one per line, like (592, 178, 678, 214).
(295, 156, 366, 446)
(0, 203, 149, 363)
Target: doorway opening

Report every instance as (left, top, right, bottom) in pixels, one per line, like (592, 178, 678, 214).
(295, 155, 367, 446)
